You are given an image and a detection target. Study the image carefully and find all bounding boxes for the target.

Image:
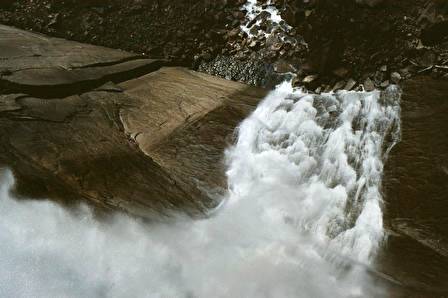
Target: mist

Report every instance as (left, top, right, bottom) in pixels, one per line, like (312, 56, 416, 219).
(0, 83, 400, 298)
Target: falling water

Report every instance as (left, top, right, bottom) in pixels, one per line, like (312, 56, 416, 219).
(226, 82, 401, 263)
(0, 82, 401, 297)
(241, 0, 287, 38)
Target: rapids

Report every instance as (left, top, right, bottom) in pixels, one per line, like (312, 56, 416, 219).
(0, 83, 401, 297)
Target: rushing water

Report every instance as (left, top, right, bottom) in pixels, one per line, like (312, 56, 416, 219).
(241, 0, 287, 38)
(0, 83, 401, 297)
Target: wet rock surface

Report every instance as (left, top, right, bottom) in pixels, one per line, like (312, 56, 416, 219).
(381, 76, 448, 296)
(0, 26, 267, 218)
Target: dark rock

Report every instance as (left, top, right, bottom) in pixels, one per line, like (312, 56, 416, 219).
(0, 0, 14, 8)
(390, 72, 402, 84)
(201, 52, 213, 61)
(333, 67, 349, 78)
(0, 94, 23, 112)
(421, 20, 448, 46)
(332, 80, 346, 91)
(417, 50, 437, 67)
(383, 76, 448, 291)
(227, 28, 240, 39)
(232, 11, 245, 19)
(0, 25, 162, 97)
(355, 0, 384, 8)
(198, 55, 278, 87)
(344, 78, 357, 90)
(364, 77, 375, 91)
(380, 80, 390, 88)
(273, 60, 297, 73)
(0, 0, 237, 65)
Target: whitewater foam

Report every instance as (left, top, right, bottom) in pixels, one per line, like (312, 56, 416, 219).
(241, 0, 288, 38)
(0, 83, 400, 298)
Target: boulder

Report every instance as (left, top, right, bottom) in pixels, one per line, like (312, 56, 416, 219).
(390, 72, 402, 84)
(363, 77, 375, 91)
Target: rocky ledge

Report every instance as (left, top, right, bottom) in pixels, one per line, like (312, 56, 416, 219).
(200, 0, 448, 92)
(1, 0, 446, 90)
(0, 0, 246, 65)
(0, 25, 267, 218)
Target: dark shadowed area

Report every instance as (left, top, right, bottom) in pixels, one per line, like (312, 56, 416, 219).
(382, 76, 448, 297)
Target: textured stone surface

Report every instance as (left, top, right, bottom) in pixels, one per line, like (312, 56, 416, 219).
(119, 68, 264, 200)
(0, 26, 267, 218)
(381, 76, 448, 294)
(0, 25, 163, 96)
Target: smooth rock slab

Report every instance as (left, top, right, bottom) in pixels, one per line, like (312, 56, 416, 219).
(0, 25, 162, 96)
(0, 25, 267, 218)
(0, 69, 266, 217)
(119, 67, 265, 200)
(0, 25, 268, 217)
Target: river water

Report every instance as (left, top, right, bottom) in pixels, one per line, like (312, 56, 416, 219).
(0, 82, 402, 297)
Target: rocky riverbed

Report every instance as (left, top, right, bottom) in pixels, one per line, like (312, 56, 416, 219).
(1, 0, 447, 90)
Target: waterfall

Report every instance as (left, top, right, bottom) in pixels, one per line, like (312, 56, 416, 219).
(0, 2, 402, 297)
(0, 83, 401, 298)
(226, 82, 401, 264)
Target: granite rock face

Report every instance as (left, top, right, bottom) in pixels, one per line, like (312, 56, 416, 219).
(0, 26, 267, 218)
(0, 25, 163, 97)
(381, 76, 448, 293)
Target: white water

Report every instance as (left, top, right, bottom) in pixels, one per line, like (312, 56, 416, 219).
(0, 83, 400, 298)
(241, 0, 286, 38)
